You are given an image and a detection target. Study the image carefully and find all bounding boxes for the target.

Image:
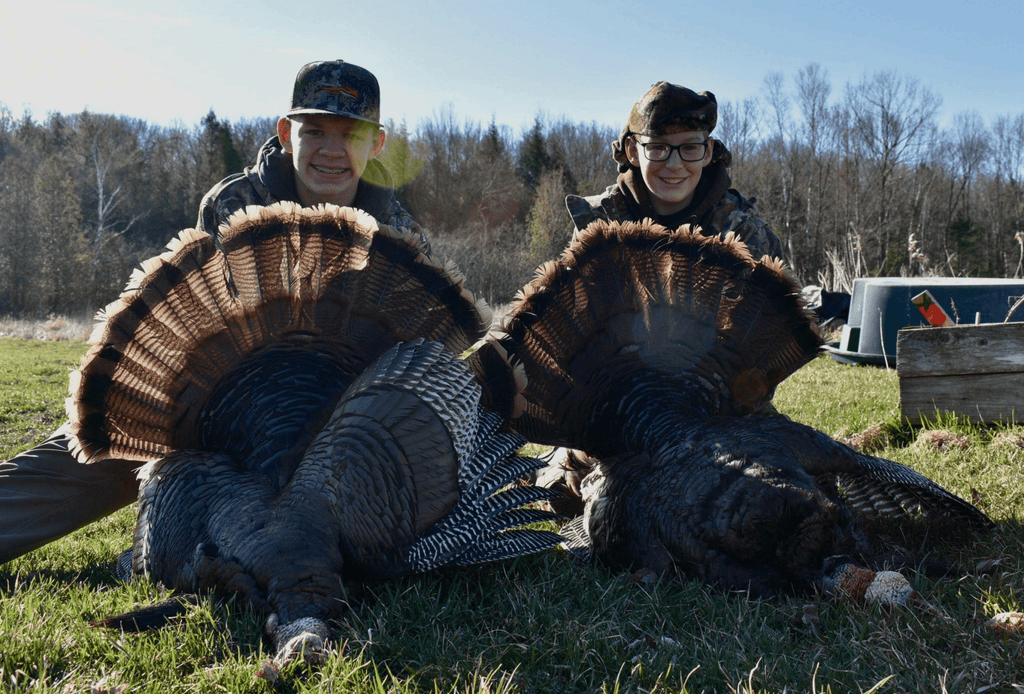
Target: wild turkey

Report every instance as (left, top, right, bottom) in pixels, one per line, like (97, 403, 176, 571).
(67, 202, 562, 669)
(472, 219, 993, 601)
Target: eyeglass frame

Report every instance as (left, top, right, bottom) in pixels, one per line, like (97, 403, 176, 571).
(632, 136, 710, 163)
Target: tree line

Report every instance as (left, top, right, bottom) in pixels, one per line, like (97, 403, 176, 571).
(1, 63, 1022, 317)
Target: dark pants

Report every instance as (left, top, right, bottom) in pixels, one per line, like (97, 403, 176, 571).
(0, 424, 140, 566)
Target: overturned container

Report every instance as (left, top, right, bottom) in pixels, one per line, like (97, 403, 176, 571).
(823, 277, 1024, 366)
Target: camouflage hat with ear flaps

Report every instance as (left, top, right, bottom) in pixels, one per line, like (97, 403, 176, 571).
(612, 82, 718, 171)
(287, 60, 381, 126)
(628, 82, 717, 135)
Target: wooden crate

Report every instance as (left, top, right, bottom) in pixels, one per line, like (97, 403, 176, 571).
(897, 322, 1024, 425)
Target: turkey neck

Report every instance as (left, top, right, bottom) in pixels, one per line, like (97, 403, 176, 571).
(254, 453, 352, 624)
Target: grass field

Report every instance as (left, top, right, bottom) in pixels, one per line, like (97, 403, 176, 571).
(1, 336, 1022, 693)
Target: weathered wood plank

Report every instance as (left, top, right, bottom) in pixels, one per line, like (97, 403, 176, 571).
(897, 323, 1024, 377)
(899, 371, 1024, 424)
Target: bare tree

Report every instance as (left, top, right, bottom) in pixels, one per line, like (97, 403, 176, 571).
(940, 111, 990, 273)
(794, 63, 839, 273)
(762, 71, 801, 270)
(844, 70, 942, 271)
(992, 113, 1024, 184)
(989, 113, 1024, 275)
(544, 116, 618, 197)
(945, 111, 990, 222)
(717, 97, 762, 184)
(71, 112, 146, 313)
(905, 151, 942, 276)
(232, 116, 278, 165)
(406, 105, 479, 232)
(403, 105, 531, 259)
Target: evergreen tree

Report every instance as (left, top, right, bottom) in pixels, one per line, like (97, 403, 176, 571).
(0, 154, 37, 314)
(481, 117, 506, 162)
(516, 117, 553, 189)
(201, 110, 243, 183)
(31, 153, 88, 315)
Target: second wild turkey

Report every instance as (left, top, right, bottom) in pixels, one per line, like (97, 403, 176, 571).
(472, 219, 993, 601)
(67, 202, 562, 669)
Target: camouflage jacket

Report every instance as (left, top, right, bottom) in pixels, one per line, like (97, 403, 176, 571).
(197, 136, 429, 251)
(564, 161, 782, 260)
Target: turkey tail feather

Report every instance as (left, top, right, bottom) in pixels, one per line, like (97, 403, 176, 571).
(67, 202, 490, 468)
(473, 219, 821, 451)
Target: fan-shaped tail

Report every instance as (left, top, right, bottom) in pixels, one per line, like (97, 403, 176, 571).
(472, 219, 821, 454)
(66, 202, 491, 470)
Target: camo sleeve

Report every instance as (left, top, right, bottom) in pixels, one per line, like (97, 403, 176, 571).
(196, 174, 277, 239)
(711, 191, 784, 261)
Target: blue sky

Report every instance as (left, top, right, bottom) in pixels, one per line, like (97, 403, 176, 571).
(3, 0, 1022, 136)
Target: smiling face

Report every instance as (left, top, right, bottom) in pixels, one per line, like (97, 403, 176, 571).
(626, 131, 713, 216)
(278, 114, 385, 208)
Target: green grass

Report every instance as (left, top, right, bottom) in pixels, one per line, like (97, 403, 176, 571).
(0, 337, 88, 460)
(772, 357, 903, 440)
(2, 341, 1023, 693)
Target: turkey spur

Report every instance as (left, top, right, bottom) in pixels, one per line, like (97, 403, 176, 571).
(472, 219, 993, 600)
(67, 203, 562, 667)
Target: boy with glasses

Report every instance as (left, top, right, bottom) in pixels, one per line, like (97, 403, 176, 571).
(565, 81, 782, 260)
(538, 82, 785, 516)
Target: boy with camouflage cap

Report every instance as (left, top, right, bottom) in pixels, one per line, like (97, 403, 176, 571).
(0, 60, 424, 566)
(198, 59, 426, 247)
(565, 81, 782, 260)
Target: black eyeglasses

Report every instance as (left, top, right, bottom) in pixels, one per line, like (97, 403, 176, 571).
(635, 139, 709, 162)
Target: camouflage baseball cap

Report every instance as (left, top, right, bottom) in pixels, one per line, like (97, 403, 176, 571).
(627, 82, 717, 136)
(286, 60, 381, 126)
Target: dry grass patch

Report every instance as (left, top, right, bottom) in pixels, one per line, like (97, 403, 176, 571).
(0, 314, 94, 341)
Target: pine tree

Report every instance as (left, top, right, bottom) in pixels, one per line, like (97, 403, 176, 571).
(516, 118, 553, 190)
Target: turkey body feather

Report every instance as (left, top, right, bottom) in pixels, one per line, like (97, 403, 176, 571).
(474, 219, 993, 598)
(69, 203, 562, 665)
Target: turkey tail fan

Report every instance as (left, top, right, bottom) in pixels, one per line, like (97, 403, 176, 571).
(471, 219, 821, 453)
(67, 202, 491, 468)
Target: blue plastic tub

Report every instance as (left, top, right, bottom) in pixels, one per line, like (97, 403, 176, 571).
(823, 277, 1024, 366)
